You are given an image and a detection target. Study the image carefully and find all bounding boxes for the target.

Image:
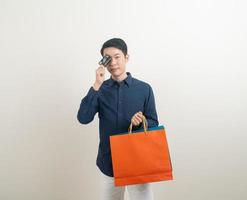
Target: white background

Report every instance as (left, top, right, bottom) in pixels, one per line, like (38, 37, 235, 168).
(1, 0, 247, 199)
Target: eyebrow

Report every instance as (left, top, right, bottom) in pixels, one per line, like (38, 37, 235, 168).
(105, 53, 120, 57)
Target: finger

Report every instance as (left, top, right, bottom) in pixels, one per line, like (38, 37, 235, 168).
(133, 116, 142, 125)
(135, 115, 142, 122)
(99, 71, 105, 77)
(97, 65, 104, 71)
(97, 68, 105, 76)
(97, 67, 105, 73)
(137, 112, 143, 117)
(131, 119, 136, 126)
(137, 117, 142, 124)
(96, 68, 101, 75)
(136, 112, 143, 119)
(96, 72, 104, 78)
(132, 118, 139, 126)
(136, 112, 143, 118)
(135, 113, 142, 119)
(132, 117, 137, 124)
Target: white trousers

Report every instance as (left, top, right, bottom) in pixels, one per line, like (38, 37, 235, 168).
(100, 172, 154, 200)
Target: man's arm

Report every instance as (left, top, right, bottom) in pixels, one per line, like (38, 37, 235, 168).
(144, 85, 159, 127)
(77, 65, 105, 124)
(131, 84, 159, 130)
(77, 87, 99, 124)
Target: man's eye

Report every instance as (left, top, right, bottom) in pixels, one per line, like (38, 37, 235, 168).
(115, 56, 120, 59)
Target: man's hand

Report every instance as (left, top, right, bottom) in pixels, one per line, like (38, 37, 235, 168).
(131, 111, 143, 126)
(93, 65, 105, 91)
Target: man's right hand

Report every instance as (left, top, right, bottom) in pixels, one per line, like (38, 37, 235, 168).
(93, 65, 105, 91)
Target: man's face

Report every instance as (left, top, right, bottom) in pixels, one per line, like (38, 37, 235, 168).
(103, 47, 129, 78)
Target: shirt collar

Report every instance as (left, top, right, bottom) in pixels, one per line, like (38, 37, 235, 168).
(108, 72, 132, 87)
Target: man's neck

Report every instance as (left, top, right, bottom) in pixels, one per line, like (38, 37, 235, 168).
(111, 72, 128, 82)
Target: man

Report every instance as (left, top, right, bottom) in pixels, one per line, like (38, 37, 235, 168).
(77, 38, 158, 200)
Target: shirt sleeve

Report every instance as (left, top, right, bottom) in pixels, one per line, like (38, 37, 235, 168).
(144, 85, 159, 128)
(77, 87, 99, 124)
(132, 84, 159, 131)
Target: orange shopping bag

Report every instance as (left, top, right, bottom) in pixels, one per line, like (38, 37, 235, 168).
(110, 116, 173, 186)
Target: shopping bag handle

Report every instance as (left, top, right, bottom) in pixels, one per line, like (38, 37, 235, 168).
(128, 115, 148, 134)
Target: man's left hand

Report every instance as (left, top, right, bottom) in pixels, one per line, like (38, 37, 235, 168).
(131, 111, 143, 126)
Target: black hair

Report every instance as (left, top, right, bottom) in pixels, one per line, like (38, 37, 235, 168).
(100, 38, 128, 56)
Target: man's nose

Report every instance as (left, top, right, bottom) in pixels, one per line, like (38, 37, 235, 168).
(110, 58, 117, 65)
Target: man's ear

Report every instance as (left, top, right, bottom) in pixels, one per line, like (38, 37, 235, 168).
(125, 54, 129, 62)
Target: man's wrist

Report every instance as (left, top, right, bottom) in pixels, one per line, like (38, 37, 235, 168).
(93, 82, 101, 91)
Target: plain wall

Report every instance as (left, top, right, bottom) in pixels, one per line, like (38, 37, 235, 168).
(1, 0, 247, 199)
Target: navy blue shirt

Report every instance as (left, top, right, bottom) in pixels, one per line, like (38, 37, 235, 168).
(77, 72, 159, 177)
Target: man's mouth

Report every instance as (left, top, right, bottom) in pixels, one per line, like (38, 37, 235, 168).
(110, 68, 119, 71)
